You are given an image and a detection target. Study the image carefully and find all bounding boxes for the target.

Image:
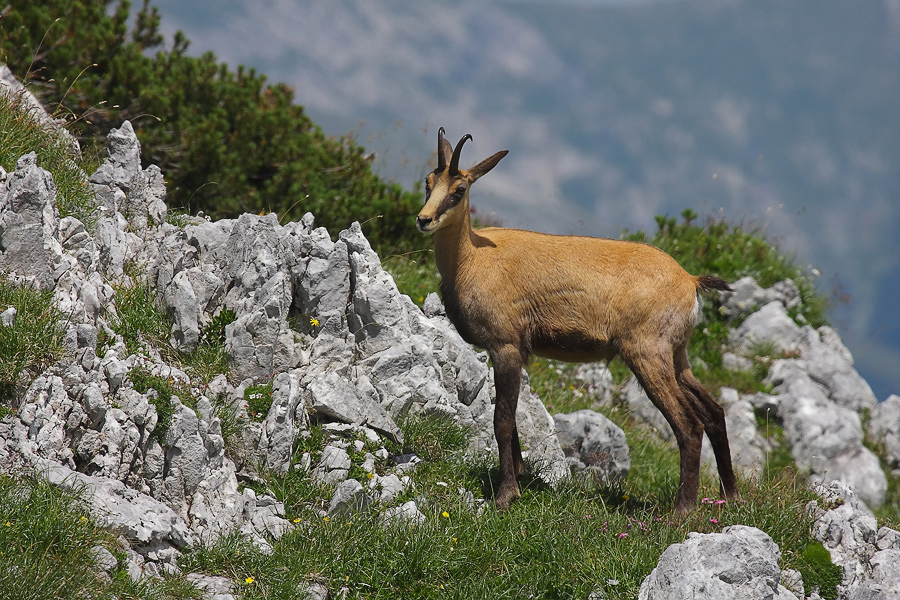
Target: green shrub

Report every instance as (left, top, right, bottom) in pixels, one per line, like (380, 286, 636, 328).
(0, 0, 428, 258)
(0, 91, 97, 226)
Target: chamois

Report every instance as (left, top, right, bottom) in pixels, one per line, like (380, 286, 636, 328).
(416, 129, 739, 513)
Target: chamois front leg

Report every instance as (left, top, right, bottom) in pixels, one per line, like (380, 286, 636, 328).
(491, 346, 524, 510)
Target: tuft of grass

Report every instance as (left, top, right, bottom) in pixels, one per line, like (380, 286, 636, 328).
(393, 412, 471, 462)
(0, 88, 98, 227)
(110, 282, 173, 359)
(0, 473, 195, 600)
(0, 474, 107, 598)
(0, 275, 69, 408)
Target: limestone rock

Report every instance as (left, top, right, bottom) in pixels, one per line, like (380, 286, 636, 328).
(553, 409, 630, 483)
(639, 525, 796, 600)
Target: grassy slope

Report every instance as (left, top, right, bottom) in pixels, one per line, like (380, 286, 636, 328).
(0, 83, 892, 600)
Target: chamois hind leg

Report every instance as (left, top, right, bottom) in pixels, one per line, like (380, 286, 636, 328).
(512, 425, 526, 476)
(674, 345, 740, 501)
(491, 345, 525, 510)
(625, 348, 705, 514)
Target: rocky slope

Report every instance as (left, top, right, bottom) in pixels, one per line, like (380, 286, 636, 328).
(1, 81, 899, 599)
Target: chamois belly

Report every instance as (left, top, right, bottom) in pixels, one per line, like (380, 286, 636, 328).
(528, 306, 619, 364)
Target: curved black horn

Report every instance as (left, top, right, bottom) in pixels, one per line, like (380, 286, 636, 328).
(449, 133, 473, 176)
(436, 127, 447, 172)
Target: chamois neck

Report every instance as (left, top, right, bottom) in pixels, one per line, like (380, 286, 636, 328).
(432, 207, 476, 283)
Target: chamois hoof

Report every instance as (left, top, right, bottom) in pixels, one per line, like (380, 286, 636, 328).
(493, 485, 521, 511)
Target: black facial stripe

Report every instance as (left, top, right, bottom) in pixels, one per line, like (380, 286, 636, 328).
(436, 191, 463, 216)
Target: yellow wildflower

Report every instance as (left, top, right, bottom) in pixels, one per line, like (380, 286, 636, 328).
(310, 317, 320, 327)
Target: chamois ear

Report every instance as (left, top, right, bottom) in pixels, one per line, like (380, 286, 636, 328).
(468, 150, 509, 182)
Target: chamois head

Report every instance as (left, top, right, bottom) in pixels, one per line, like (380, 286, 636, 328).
(416, 128, 508, 233)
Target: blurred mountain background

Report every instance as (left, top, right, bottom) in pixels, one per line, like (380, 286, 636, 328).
(141, 0, 900, 399)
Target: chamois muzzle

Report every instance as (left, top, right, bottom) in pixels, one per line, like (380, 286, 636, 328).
(416, 215, 434, 232)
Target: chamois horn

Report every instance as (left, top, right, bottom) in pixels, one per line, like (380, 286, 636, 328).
(436, 127, 448, 172)
(449, 133, 473, 176)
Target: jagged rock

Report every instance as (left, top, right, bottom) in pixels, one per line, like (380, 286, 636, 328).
(305, 367, 401, 443)
(91, 544, 119, 574)
(186, 573, 236, 600)
(124, 164, 168, 229)
(847, 549, 900, 600)
(808, 481, 881, 598)
(808, 482, 900, 600)
(719, 276, 801, 321)
(780, 568, 805, 600)
(867, 394, 900, 476)
(0, 153, 64, 290)
(770, 374, 886, 508)
(382, 500, 426, 527)
(90, 121, 142, 192)
(239, 489, 289, 552)
(369, 473, 411, 504)
(313, 444, 352, 485)
(638, 525, 796, 599)
(38, 459, 194, 552)
(728, 301, 804, 355)
(255, 371, 308, 474)
(726, 282, 877, 415)
(553, 409, 630, 483)
(0, 306, 15, 326)
(328, 478, 372, 516)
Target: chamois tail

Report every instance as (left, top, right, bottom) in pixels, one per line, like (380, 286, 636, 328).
(697, 275, 732, 293)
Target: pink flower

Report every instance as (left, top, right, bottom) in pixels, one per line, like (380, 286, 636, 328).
(709, 518, 719, 525)
(617, 532, 629, 539)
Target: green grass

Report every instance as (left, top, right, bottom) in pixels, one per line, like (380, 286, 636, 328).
(0, 474, 197, 600)
(0, 87, 98, 227)
(110, 282, 173, 359)
(177, 413, 828, 600)
(0, 275, 69, 408)
(244, 382, 274, 422)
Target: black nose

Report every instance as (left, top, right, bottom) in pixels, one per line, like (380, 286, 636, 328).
(416, 216, 432, 230)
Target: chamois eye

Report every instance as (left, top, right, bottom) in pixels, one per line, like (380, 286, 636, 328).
(454, 186, 467, 197)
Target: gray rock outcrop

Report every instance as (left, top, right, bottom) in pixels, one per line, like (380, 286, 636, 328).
(553, 409, 630, 483)
(0, 116, 566, 576)
(721, 280, 886, 508)
(807, 481, 900, 600)
(638, 525, 796, 600)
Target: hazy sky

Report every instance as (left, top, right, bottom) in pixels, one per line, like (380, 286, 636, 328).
(145, 0, 900, 399)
